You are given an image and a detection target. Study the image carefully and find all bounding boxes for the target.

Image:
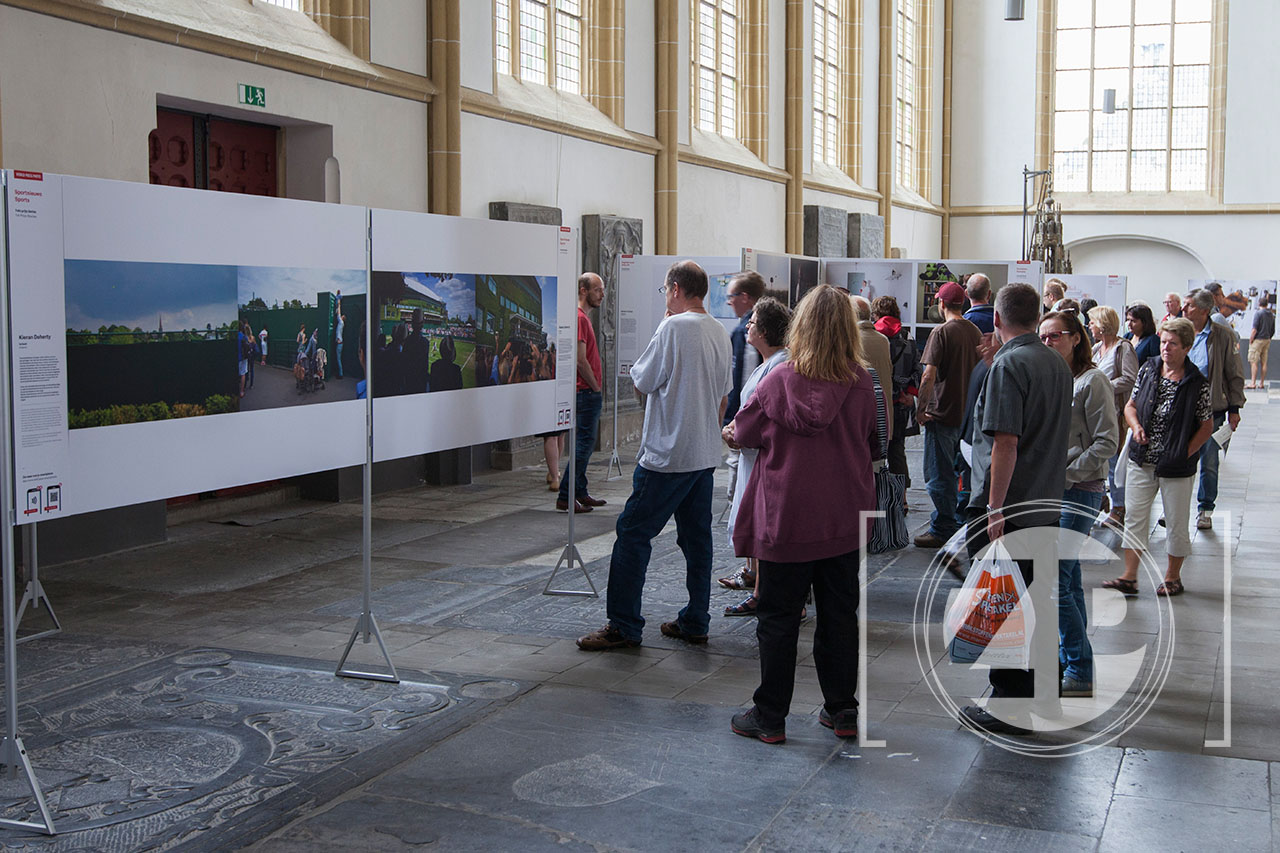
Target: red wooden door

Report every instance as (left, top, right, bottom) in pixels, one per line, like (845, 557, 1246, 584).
(149, 109, 196, 188)
(207, 118, 278, 196)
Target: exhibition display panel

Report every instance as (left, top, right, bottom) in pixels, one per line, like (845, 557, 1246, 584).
(0, 171, 580, 834)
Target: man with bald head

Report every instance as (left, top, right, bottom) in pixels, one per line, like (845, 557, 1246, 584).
(964, 274, 995, 333)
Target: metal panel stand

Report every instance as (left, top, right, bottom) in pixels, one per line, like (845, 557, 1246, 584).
(15, 525, 60, 644)
(336, 210, 397, 683)
(545, 406, 597, 596)
(0, 170, 56, 834)
(606, 291, 624, 480)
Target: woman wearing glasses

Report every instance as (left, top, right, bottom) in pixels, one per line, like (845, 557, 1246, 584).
(1038, 311, 1119, 698)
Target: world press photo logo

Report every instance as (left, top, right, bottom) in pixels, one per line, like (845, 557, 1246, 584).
(910, 500, 1180, 757)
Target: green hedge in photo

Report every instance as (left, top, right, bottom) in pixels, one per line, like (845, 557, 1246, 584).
(69, 394, 237, 429)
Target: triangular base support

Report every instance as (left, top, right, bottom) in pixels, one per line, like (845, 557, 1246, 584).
(544, 544, 597, 597)
(0, 736, 55, 834)
(14, 579, 60, 645)
(335, 611, 399, 683)
(605, 449, 624, 481)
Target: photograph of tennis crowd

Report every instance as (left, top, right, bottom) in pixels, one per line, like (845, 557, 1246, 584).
(64, 259, 367, 429)
(368, 271, 558, 397)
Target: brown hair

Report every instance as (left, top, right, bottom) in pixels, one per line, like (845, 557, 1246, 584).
(728, 270, 766, 300)
(751, 297, 791, 348)
(871, 294, 900, 321)
(786, 285, 862, 383)
(1040, 311, 1094, 376)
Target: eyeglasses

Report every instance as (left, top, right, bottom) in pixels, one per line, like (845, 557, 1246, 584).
(657, 285, 667, 294)
(1039, 330, 1070, 343)
(726, 291, 745, 300)
(745, 319, 756, 327)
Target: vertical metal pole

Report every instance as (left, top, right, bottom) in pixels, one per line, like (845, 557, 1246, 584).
(336, 207, 397, 681)
(0, 170, 55, 833)
(1022, 167, 1030, 261)
(607, 254, 623, 479)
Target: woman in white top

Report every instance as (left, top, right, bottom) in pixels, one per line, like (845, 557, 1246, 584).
(720, 297, 791, 615)
(1090, 305, 1138, 528)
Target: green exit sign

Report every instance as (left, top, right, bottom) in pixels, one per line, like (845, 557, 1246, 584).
(238, 84, 266, 107)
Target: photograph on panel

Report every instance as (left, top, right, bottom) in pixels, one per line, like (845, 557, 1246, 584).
(916, 262, 1011, 325)
(370, 271, 558, 396)
(705, 271, 741, 321)
(1187, 278, 1277, 336)
(64, 259, 240, 428)
(236, 265, 367, 410)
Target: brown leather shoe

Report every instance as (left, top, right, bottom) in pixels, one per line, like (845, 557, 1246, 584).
(577, 624, 640, 650)
(555, 498, 593, 513)
(579, 495, 608, 507)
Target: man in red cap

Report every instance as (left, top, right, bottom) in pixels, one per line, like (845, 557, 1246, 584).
(914, 281, 982, 550)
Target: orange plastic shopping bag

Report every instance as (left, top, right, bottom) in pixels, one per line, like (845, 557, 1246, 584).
(945, 539, 1035, 669)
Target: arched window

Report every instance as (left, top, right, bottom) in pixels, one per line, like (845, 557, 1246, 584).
(1052, 0, 1214, 193)
(895, 0, 931, 195)
(495, 0, 585, 95)
(692, 0, 741, 138)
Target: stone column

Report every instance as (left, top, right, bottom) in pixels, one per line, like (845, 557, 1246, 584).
(848, 213, 885, 259)
(487, 201, 564, 471)
(803, 205, 848, 258)
(582, 214, 644, 455)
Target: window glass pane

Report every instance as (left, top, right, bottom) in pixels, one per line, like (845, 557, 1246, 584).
(1054, 151, 1088, 191)
(1173, 65, 1209, 106)
(1095, 2, 1130, 27)
(1057, 2, 1091, 29)
(1054, 110, 1090, 150)
(1092, 151, 1127, 191)
(555, 10, 582, 94)
(1056, 29, 1092, 69)
(1171, 149, 1207, 190)
(558, 0, 580, 13)
(1093, 110, 1129, 151)
(1130, 150, 1167, 190)
(1174, 22, 1211, 64)
(1093, 68, 1131, 109)
(1172, 106, 1208, 148)
(1094, 27, 1130, 68)
(1175, 0, 1211, 22)
(1132, 66, 1168, 107)
(1132, 108, 1169, 148)
(1133, 25, 1170, 65)
(720, 11, 736, 75)
(813, 110, 824, 162)
(699, 68, 716, 127)
(519, 0, 548, 85)
(495, 0, 511, 74)
(1054, 70, 1090, 110)
(720, 76, 736, 136)
(1135, 0, 1172, 25)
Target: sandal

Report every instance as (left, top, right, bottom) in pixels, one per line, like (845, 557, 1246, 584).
(717, 567, 756, 590)
(724, 595, 758, 616)
(1102, 577, 1139, 596)
(1156, 580, 1184, 597)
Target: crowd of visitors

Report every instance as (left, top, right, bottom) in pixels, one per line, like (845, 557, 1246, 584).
(574, 260, 1250, 743)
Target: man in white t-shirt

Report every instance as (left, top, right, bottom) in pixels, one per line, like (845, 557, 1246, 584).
(578, 260, 732, 651)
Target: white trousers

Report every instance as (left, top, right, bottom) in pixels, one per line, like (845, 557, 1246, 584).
(1123, 461, 1194, 557)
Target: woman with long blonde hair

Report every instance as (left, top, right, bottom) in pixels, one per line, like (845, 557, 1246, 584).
(724, 285, 879, 744)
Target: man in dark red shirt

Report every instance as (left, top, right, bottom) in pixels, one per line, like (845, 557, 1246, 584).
(557, 272, 606, 512)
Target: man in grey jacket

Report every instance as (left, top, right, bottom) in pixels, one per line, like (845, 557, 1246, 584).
(1182, 289, 1245, 529)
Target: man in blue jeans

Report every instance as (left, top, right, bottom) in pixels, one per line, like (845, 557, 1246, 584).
(914, 282, 982, 551)
(578, 260, 732, 651)
(557, 273, 606, 513)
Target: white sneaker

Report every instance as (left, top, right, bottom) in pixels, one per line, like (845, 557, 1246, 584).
(1196, 510, 1212, 530)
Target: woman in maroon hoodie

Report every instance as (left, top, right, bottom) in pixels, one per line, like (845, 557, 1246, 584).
(724, 284, 879, 743)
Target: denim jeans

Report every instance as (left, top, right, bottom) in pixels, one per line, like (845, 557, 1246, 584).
(923, 423, 963, 538)
(1107, 452, 1124, 508)
(1058, 488, 1103, 683)
(559, 389, 602, 502)
(606, 465, 715, 642)
(1197, 411, 1226, 511)
(336, 342, 343, 378)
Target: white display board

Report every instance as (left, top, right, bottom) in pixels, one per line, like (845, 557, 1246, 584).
(369, 209, 574, 461)
(822, 258, 917, 318)
(5, 171, 369, 520)
(910, 259, 1043, 326)
(1188, 278, 1277, 338)
(742, 248, 820, 306)
(1045, 273, 1127, 313)
(615, 254, 739, 376)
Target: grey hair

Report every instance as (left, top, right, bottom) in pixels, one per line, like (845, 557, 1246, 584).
(849, 294, 872, 321)
(1183, 288, 1216, 312)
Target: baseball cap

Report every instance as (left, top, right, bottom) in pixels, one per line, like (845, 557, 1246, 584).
(937, 281, 966, 306)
